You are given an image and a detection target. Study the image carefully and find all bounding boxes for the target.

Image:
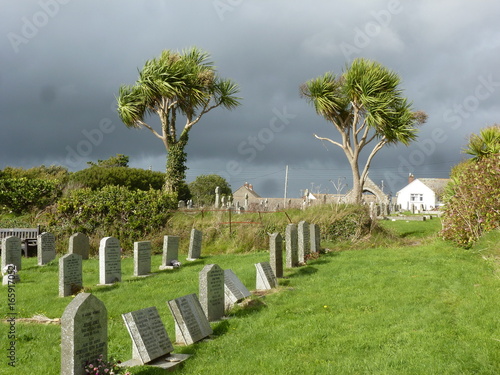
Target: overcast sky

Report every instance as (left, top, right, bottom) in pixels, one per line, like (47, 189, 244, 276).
(1, 1, 499, 198)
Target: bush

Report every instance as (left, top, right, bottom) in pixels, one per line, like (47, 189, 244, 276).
(0, 178, 61, 214)
(69, 166, 165, 191)
(49, 186, 176, 252)
(441, 154, 500, 247)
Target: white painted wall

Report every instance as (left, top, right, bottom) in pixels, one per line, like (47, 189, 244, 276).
(396, 179, 436, 210)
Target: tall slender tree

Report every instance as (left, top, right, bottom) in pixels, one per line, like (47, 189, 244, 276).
(117, 48, 241, 195)
(301, 58, 427, 203)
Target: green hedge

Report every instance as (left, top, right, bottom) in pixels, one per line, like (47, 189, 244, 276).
(0, 178, 60, 214)
(49, 185, 176, 251)
(69, 166, 165, 191)
(441, 155, 500, 247)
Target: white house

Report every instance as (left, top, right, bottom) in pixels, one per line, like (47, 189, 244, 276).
(396, 174, 450, 210)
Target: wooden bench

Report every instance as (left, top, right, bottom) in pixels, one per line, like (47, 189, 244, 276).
(0, 226, 41, 257)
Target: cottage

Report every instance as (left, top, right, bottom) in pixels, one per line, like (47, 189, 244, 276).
(396, 174, 450, 211)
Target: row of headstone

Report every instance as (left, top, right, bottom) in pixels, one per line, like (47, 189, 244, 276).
(60, 263, 258, 373)
(1, 232, 90, 275)
(271, 221, 322, 271)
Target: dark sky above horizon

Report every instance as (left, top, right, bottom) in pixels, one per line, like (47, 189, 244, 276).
(1, 1, 499, 198)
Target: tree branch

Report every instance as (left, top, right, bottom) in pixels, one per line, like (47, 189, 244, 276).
(360, 138, 387, 183)
(313, 134, 343, 149)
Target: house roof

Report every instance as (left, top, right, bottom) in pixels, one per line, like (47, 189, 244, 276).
(418, 178, 450, 198)
(232, 184, 261, 199)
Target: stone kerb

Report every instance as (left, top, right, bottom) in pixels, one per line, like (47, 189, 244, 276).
(61, 293, 107, 375)
(269, 232, 283, 278)
(167, 293, 213, 345)
(285, 224, 298, 268)
(187, 229, 202, 261)
(160, 235, 179, 270)
(224, 269, 251, 310)
(99, 237, 121, 285)
(1, 236, 22, 271)
(255, 262, 278, 290)
(37, 231, 56, 265)
(199, 264, 225, 322)
(133, 241, 152, 277)
(69, 232, 89, 260)
(59, 253, 83, 297)
(297, 221, 310, 264)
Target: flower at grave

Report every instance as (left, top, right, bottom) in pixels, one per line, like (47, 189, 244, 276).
(2, 264, 17, 276)
(323, 305, 328, 308)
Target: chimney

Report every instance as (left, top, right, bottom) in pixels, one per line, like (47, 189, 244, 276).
(249, 184, 253, 191)
(408, 173, 415, 184)
(244, 182, 248, 188)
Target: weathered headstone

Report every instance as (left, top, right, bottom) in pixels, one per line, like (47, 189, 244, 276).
(224, 269, 251, 310)
(134, 241, 151, 277)
(121, 307, 173, 365)
(199, 264, 224, 322)
(187, 229, 202, 261)
(59, 253, 83, 297)
(1, 236, 22, 271)
(98, 237, 121, 285)
(310, 223, 321, 253)
(159, 235, 179, 270)
(61, 293, 107, 375)
(214, 186, 220, 209)
(269, 233, 283, 278)
(167, 293, 213, 345)
(37, 232, 56, 265)
(69, 233, 89, 260)
(297, 221, 310, 263)
(285, 223, 298, 268)
(255, 262, 278, 290)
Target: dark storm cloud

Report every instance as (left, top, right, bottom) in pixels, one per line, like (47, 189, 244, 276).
(1, 0, 500, 197)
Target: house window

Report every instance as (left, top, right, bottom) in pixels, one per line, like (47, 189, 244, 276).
(410, 194, 423, 202)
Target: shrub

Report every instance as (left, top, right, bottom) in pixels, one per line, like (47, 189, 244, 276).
(441, 154, 500, 247)
(68, 166, 165, 191)
(0, 178, 61, 214)
(188, 174, 231, 206)
(49, 186, 176, 252)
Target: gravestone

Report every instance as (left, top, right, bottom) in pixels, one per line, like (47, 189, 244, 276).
(120, 306, 188, 369)
(214, 186, 220, 209)
(310, 223, 321, 253)
(61, 293, 107, 375)
(187, 229, 202, 261)
(199, 264, 224, 322)
(297, 221, 310, 263)
(285, 223, 298, 268)
(224, 269, 251, 310)
(1, 236, 22, 271)
(255, 262, 278, 290)
(98, 237, 121, 285)
(269, 233, 283, 278)
(37, 232, 56, 265)
(167, 293, 213, 345)
(59, 253, 83, 297)
(134, 241, 151, 277)
(69, 233, 89, 260)
(159, 235, 179, 270)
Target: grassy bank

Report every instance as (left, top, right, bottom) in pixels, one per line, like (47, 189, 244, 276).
(2, 218, 500, 374)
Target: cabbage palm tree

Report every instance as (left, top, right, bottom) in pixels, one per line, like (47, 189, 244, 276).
(463, 125, 500, 161)
(301, 58, 426, 204)
(117, 48, 241, 195)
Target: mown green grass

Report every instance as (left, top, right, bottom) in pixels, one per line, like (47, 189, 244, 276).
(2, 219, 500, 374)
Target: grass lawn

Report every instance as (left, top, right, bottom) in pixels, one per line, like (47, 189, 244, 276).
(2, 219, 500, 374)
